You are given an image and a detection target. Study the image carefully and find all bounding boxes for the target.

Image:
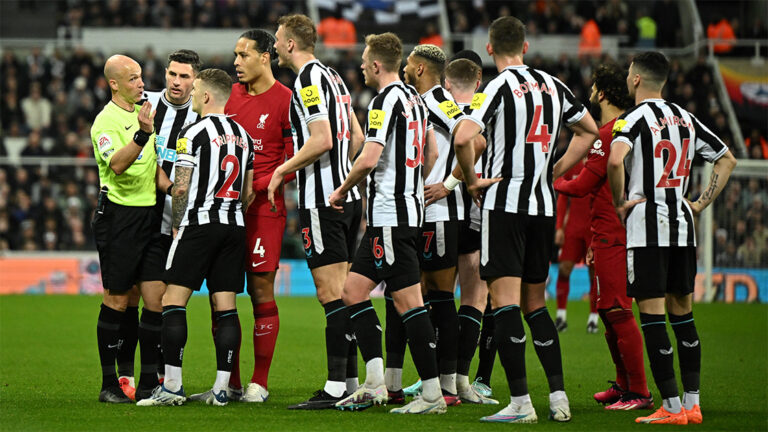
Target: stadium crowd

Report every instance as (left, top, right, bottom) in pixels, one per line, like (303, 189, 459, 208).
(1, 2, 765, 268)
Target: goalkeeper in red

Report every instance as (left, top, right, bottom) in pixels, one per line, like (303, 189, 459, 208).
(554, 63, 652, 410)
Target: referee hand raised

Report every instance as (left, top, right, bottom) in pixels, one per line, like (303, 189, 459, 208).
(137, 101, 156, 133)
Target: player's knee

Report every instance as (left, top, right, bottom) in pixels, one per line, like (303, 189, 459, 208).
(558, 261, 574, 276)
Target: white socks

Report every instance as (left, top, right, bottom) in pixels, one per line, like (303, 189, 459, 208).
(510, 394, 532, 407)
(163, 365, 183, 392)
(456, 374, 471, 393)
(440, 373, 457, 394)
(421, 377, 441, 402)
(385, 367, 402, 392)
(587, 312, 599, 324)
(549, 390, 568, 404)
(683, 391, 700, 410)
(324, 380, 346, 398)
(556, 309, 567, 320)
(364, 357, 385, 387)
(213, 370, 231, 394)
(663, 396, 683, 414)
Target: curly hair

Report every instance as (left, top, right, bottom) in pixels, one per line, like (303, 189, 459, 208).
(592, 63, 634, 110)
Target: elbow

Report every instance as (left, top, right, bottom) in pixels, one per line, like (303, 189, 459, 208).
(320, 135, 333, 152)
(109, 164, 125, 176)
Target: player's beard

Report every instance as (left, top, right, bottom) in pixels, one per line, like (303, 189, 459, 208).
(589, 100, 602, 124)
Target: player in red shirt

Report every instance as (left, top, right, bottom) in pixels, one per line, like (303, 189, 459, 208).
(554, 161, 598, 333)
(216, 29, 294, 403)
(554, 63, 651, 410)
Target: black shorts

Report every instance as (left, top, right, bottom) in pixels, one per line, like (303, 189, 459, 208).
(419, 220, 460, 271)
(92, 200, 156, 292)
(350, 226, 421, 292)
(142, 233, 173, 282)
(627, 246, 697, 299)
(457, 219, 480, 255)
(479, 210, 554, 284)
(164, 223, 246, 294)
(299, 200, 362, 269)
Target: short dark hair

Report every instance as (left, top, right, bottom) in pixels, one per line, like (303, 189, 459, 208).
(197, 68, 232, 100)
(167, 49, 202, 73)
(451, 50, 483, 69)
(489, 16, 525, 56)
(445, 59, 481, 90)
(365, 32, 403, 72)
(240, 29, 277, 59)
(277, 14, 317, 51)
(592, 63, 634, 110)
(631, 51, 670, 87)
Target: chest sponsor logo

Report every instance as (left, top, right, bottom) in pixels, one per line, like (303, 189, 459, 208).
(156, 145, 177, 162)
(590, 139, 605, 157)
(368, 109, 386, 130)
(438, 100, 461, 118)
(470, 93, 487, 110)
(257, 113, 269, 129)
(300, 85, 321, 107)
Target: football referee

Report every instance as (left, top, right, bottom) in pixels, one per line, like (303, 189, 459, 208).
(91, 54, 173, 403)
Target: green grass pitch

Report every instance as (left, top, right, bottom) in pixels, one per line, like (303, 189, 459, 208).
(1, 295, 766, 431)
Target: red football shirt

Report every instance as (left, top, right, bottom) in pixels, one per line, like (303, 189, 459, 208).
(556, 161, 593, 235)
(225, 81, 293, 216)
(554, 119, 625, 249)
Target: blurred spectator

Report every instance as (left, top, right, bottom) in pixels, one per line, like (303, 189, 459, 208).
(21, 82, 52, 132)
(707, 17, 736, 54)
(420, 22, 444, 48)
(635, 8, 657, 48)
(579, 19, 602, 57)
(317, 7, 357, 48)
(745, 129, 768, 159)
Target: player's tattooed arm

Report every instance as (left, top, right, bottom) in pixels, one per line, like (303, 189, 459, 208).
(172, 166, 192, 230)
(687, 150, 737, 215)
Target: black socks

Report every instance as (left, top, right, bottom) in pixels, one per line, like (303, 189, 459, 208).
(640, 313, 678, 399)
(137, 308, 162, 389)
(348, 300, 382, 362)
(116, 305, 138, 378)
(214, 310, 239, 372)
(402, 306, 439, 381)
(161, 306, 187, 368)
(670, 312, 700, 393)
(493, 305, 528, 396)
(385, 295, 406, 370)
(97, 304, 124, 390)
(457, 305, 482, 376)
(524, 307, 564, 392)
(323, 299, 350, 382)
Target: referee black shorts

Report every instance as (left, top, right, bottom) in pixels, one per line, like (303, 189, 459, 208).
(299, 200, 362, 269)
(627, 246, 697, 299)
(479, 210, 554, 284)
(350, 226, 421, 292)
(142, 233, 173, 282)
(91, 199, 156, 293)
(164, 223, 246, 294)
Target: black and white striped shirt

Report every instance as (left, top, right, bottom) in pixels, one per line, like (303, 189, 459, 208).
(464, 65, 587, 216)
(422, 85, 466, 222)
(365, 81, 432, 228)
(174, 114, 253, 227)
(144, 90, 199, 235)
(290, 59, 361, 209)
(459, 103, 487, 230)
(611, 98, 727, 248)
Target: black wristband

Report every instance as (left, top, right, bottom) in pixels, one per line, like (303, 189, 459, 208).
(133, 129, 151, 147)
(166, 184, 173, 195)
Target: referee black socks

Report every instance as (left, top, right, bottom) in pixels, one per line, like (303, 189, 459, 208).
(402, 306, 439, 382)
(97, 303, 124, 390)
(137, 308, 162, 390)
(524, 306, 564, 392)
(640, 313, 679, 400)
(457, 305, 482, 377)
(323, 299, 350, 383)
(117, 305, 138, 378)
(493, 305, 528, 397)
(670, 312, 701, 393)
(161, 306, 188, 368)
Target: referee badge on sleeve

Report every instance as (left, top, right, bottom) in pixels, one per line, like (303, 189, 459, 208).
(470, 93, 487, 110)
(368, 109, 386, 129)
(97, 133, 112, 151)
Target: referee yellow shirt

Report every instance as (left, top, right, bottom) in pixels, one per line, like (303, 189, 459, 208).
(91, 101, 157, 206)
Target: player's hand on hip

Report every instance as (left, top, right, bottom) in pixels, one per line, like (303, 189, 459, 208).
(172, 227, 178, 239)
(467, 177, 502, 208)
(424, 183, 450, 206)
(615, 198, 646, 226)
(685, 198, 703, 216)
(328, 188, 346, 212)
(586, 247, 594, 266)
(138, 101, 155, 133)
